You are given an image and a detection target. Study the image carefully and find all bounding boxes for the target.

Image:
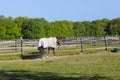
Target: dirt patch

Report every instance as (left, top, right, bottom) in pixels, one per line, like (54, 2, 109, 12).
(0, 51, 120, 62)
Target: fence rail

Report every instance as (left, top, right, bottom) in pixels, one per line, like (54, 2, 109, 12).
(0, 37, 120, 55)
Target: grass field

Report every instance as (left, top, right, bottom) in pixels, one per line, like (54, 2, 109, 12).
(0, 52, 120, 80)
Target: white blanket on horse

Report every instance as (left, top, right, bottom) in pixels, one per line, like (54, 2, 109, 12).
(38, 37, 57, 48)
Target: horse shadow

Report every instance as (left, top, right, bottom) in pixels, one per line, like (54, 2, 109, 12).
(21, 49, 52, 60)
(21, 52, 40, 60)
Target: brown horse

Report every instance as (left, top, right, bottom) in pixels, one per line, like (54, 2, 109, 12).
(38, 37, 63, 58)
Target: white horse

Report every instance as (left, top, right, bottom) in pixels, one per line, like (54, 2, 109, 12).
(38, 37, 62, 58)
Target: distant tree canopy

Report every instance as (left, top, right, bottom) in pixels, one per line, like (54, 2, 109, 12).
(0, 15, 120, 40)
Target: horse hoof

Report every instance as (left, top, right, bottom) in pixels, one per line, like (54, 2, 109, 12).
(54, 56, 57, 58)
(46, 56, 49, 59)
(41, 57, 46, 60)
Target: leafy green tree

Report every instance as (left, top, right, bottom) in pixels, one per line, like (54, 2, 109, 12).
(1, 15, 120, 40)
(47, 24, 56, 37)
(47, 20, 73, 37)
(47, 21, 62, 37)
(90, 23, 102, 36)
(111, 18, 120, 25)
(59, 20, 74, 37)
(36, 18, 50, 37)
(100, 18, 110, 35)
(109, 24, 118, 35)
(82, 21, 91, 37)
(0, 15, 6, 20)
(0, 25, 6, 39)
(14, 16, 27, 28)
(73, 22, 86, 37)
(0, 15, 6, 39)
(109, 18, 120, 35)
(0, 17, 21, 39)
(22, 18, 45, 39)
(90, 19, 107, 37)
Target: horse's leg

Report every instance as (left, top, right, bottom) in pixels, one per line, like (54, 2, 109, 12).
(48, 47, 50, 54)
(38, 47, 42, 58)
(39, 46, 44, 58)
(52, 48, 56, 56)
(46, 47, 50, 59)
(41, 48, 45, 59)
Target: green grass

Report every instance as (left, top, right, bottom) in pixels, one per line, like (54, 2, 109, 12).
(0, 54, 21, 60)
(0, 53, 120, 80)
(0, 47, 115, 61)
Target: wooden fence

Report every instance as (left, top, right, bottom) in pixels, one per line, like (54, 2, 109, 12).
(0, 36, 120, 55)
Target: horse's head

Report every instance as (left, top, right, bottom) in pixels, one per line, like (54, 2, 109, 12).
(56, 37, 64, 46)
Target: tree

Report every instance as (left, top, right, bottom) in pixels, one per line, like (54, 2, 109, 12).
(0, 17, 21, 39)
(47, 24, 56, 37)
(90, 19, 107, 37)
(59, 20, 74, 37)
(36, 18, 50, 37)
(14, 16, 27, 28)
(47, 20, 73, 38)
(0, 16, 6, 39)
(0, 15, 6, 20)
(0, 25, 6, 39)
(109, 24, 118, 35)
(73, 22, 86, 37)
(82, 21, 91, 37)
(22, 18, 45, 39)
(109, 18, 120, 35)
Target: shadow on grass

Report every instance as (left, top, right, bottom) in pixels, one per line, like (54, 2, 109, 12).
(21, 52, 40, 60)
(0, 70, 113, 80)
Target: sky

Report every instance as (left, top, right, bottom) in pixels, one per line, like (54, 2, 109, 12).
(0, 0, 120, 22)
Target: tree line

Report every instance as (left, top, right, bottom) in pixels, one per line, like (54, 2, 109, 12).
(0, 15, 120, 40)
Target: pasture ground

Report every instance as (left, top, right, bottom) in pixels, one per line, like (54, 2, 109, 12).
(0, 52, 120, 80)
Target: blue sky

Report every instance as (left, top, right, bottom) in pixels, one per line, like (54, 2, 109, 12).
(0, 0, 120, 22)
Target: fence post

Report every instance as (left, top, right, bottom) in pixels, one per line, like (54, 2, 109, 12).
(104, 36, 108, 51)
(15, 40, 17, 51)
(20, 37, 23, 57)
(80, 38, 83, 52)
(93, 36, 96, 46)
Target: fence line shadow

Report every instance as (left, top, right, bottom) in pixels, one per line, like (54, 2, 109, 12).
(0, 70, 113, 80)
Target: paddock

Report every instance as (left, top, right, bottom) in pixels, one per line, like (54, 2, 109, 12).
(0, 52, 120, 80)
(0, 37, 120, 79)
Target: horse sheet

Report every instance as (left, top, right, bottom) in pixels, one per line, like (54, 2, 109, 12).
(38, 37, 57, 49)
